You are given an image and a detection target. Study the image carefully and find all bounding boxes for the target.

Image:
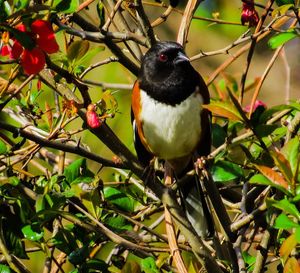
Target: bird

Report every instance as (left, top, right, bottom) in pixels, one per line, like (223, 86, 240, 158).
(131, 41, 213, 238)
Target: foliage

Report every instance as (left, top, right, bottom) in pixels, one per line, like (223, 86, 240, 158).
(0, 0, 299, 273)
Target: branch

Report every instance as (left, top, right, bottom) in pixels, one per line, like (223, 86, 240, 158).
(134, 0, 156, 47)
(39, 69, 144, 176)
(199, 163, 236, 241)
(209, 107, 291, 158)
(252, 214, 277, 273)
(231, 202, 267, 232)
(164, 168, 188, 273)
(64, 202, 167, 255)
(145, 176, 224, 273)
(105, 0, 143, 61)
(177, 0, 204, 47)
(239, 0, 276, 104)
(248, 45, 283, 116)
(0, 74, 34, 112)
(206, 15, 290, 86)
(45, 56, 91, 107)
(151, 5, 173, 27)
(54, 16, 147, 46)
(0, 122, 124, 169)
(67, 13, 140, 76)
(79, 57, 119, 79)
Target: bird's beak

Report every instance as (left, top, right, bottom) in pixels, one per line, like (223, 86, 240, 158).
(174, 51, 190, 65)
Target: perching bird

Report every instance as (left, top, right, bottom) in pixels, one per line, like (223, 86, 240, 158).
(131, 41, 213, 237)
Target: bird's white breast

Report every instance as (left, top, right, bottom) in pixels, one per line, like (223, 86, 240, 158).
(139, 90, 203, 160)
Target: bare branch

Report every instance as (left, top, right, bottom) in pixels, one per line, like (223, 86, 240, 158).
(177, 0, 204, 47)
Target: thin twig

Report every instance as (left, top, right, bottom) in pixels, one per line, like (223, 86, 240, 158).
(281, 47, 291, 105)
(239, 0, 275, 104)
(248, 46, 283, 116)
(207, 15, 290, 86)
(105, 0, 143, 61)
(0, 74, 34, 111)
(151, 6, 173, 27)
(65, 201, 168, 254)
(252, 214, 277, 273)
(102, 0, 123, 31)
(134, 0, 156, 47)
(231, 202, 267, 232)
(164, 167, 188, 273)
(80, 56, 119, 78)
(68, 13, 140, 76)
(177, 0, 204, 47)
(81, 80, 132, 90)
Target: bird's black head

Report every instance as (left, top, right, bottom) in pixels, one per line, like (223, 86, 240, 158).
(140, 42, 189, 82)
(139, 41, 200, 105)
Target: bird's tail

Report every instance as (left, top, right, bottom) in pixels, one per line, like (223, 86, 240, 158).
(180, 175, 214, 238)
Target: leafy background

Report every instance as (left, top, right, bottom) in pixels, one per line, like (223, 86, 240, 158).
(0, 0, 299, 273)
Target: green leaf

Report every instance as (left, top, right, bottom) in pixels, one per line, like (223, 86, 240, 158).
(78, 46, 105, 66)
(35, 195, 46, 212)
(203, 101, 242, 121)
(104, 187, 135, 212)
(262, 127, 287, 147)
(21, 224, 44, 241)
(227, 88, 251, 126)
(96, 1, 105, 28)
(283, 257, 300, 273)
(211, 160, 244, 182)
(82, 259, 109, 272)
(249, 174, 290, 194)
(259, 104, 291, 123)
(212, 123, 227, 148)
(0, 264, 12, 273)
(8, 176, 20, 186)
(272, 199, 300, 220)
(255, 124, 277, 138)
(254, 165, 289, 192)
(51, 229, 78, 255)
(275, 0, 295, 6)
(289, 101, 300, 111)
(73, 65, 85, 76)
(36, 176, 48, 187)
(122, 260, 141, 273)
(280, 234, 298, 262)
(268, 31, 298, 49)
(14, 0, 30, 10)
(105, 215, 132, 231)
(141, 257, 160, 273)
(296, 227, 300, 243)
(68, 245, 90, 265)
(0, 139, 7, 154)
(242, 252, 256, 271)
(281, 137, 300, 179)
(63, 158, 93, 184)
(271, 151, 293, 185)
(272, 4, 294, 17)
(54, 0, 79, 13)
(45, 193, 66, 209)
(71, 176, 94, 185)
(64, 158, 86, 183)
(67, 40, 90, 62)
(274, 214, 299, 229)
(0, 1, 11, 22)
(29, 90, 42, 104)
(3, 220, 28, 259)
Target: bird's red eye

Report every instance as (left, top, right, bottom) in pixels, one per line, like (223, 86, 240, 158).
(158, 53, 168, 62)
